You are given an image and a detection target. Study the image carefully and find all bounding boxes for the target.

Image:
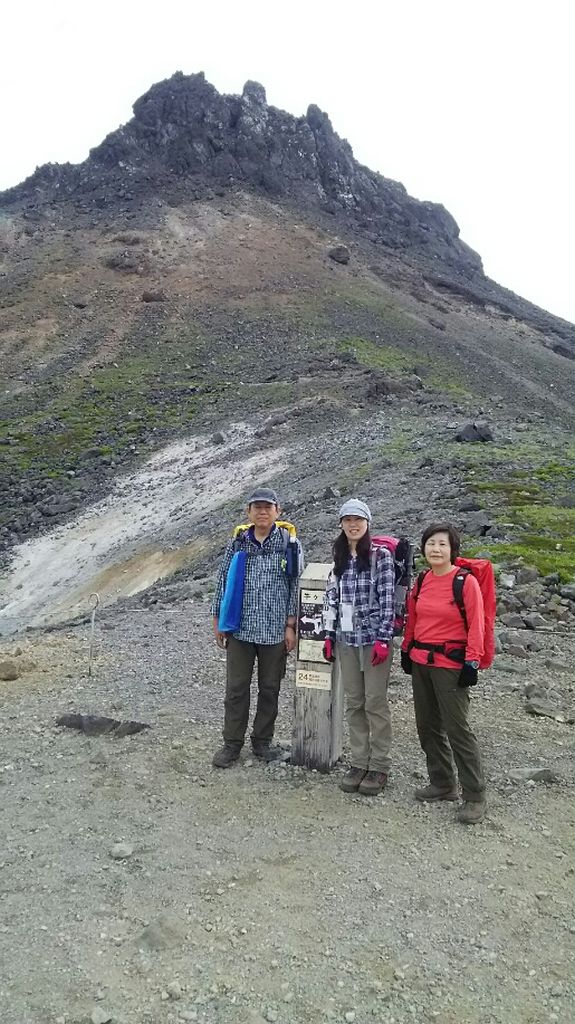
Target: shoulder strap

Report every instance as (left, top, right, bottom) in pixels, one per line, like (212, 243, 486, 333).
(413, 568, 429, 599)
(452, 568, 470, 628)
(368, 546, 378, 609)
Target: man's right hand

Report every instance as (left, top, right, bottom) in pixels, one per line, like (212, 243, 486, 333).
(213, 617, 228, 649)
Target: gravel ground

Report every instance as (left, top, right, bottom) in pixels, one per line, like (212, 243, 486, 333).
(1, 602, 574, 1024)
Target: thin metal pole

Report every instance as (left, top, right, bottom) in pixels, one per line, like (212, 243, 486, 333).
(87, 593, 100, 677)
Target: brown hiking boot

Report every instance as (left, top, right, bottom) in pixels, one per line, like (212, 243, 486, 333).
(415, 783, 458, 802)
(458, 800, 486, 825)
(358, 770, 388, 796)
(212, 744, 241, 768)
(340, 767, 367, 793)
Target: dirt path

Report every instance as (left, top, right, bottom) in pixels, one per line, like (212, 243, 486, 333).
(1, 604, 573, 1024)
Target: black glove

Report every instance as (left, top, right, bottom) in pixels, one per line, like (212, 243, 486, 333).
(459, 661, 479, 687)
(400, 650, 413, 675)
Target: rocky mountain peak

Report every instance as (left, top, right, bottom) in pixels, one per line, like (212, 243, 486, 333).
(2, 71, 482, 279)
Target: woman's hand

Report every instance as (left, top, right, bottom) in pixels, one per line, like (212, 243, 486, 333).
(371, 641, 390, 666)
(400, 649, 412, 675)
(459, 661, 479, 687)
(323, 638, 335, 663)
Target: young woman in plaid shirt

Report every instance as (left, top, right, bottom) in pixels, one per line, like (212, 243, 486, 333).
(323, 499, 395, 795)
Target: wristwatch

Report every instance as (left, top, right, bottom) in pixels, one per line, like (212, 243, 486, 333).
(466, 660, 479, 670)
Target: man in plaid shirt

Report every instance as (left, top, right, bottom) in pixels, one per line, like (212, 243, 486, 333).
(211, 487, 302, 768)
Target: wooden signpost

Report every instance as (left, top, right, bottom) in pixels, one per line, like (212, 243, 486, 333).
(291, 563, 344, 772)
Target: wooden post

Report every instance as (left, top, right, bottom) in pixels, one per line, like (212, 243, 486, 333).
(291, 563, 344, 772)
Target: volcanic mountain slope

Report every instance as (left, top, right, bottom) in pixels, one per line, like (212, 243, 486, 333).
(0, 72, 574, 629)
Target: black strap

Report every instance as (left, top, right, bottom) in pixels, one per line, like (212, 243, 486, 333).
(410, 639, 465, 665)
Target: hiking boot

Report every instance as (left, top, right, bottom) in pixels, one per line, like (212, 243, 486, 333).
(458, 800, 486, 825)
(340, 767, 367, 793)
(415, 783, 459, 802)
(358, 770, 388, 796)
(212, 744, 241, 768)
(251, 742, 283, 763)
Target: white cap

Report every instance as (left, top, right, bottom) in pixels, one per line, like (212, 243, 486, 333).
(338, 499, 372, 523)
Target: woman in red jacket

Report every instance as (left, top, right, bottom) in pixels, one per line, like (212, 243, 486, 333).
(401, 523, 486, 824)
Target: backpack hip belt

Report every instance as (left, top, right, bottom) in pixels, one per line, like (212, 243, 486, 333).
(410, 639, 465, 666)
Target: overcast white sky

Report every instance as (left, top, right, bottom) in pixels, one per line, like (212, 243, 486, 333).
(2, 0, 574, 323)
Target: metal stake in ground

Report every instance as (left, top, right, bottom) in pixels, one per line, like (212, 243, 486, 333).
(87, 593, 100, 678)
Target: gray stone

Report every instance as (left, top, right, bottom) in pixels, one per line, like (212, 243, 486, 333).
(167, 981, 183, 1000)
(454, 422, 494, 442)
(517, 566, 539, 584)
(0, 660, 19, 681)
(525, 699, 564, 720)
(545, 659, 570, 674)
(135, 913, 186, 951)
(560, 584, 575, 600)
(211, 431, 225, 445)
(328, 245, 350, 265)
(91, 1009, 113, 1024)
(523, 613, 548, 630)
(495, 658, 525, 675)
(499, 573, 516, 590)
(500, 613, 525, 629)
(109, 842, 134, 860)
(508, 767, 559, 784)
(506, 644, 529, 659)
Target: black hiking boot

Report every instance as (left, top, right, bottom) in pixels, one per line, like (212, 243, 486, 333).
(212, 744, 241, 768)
(251, 742, 283, 762)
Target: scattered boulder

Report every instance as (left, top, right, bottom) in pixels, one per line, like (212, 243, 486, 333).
(454, 422, 494, 442)
(500, 613, 527, 628)
(523, 612, 548, 630)
(56, 714, 150, 737)
(141, 289, 167, 302)
(328, 245, 351, 265)
(525, 698, 571, 721)
(499, 572, 516, 590)
(508, 767, 559, 784)
(560, 583, 575, 600)
(109, 842, 134, 860)
(516, 566, 539, 584)
(135, 913, 186, 951)
(91, 1009, 113, 1024)
(211, 431, 225, 445)
(0, 659, 19, 681)
(507, 644, 529, 659)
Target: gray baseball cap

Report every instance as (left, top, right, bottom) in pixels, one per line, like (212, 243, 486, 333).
(338, 498, 372, 523)
(247, 487, 279, 505)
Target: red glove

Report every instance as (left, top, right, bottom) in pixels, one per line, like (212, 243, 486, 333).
(371, 641, 390, 666)
(323, 638, 335, 663)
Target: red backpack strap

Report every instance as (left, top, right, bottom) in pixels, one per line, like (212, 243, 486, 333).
(452, 567, 470, 629)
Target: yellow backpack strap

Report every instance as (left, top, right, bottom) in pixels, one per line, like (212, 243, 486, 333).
(232, 523, 251, 540)
(275, 520, 297, 540)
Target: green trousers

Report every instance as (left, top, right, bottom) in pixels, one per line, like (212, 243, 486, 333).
(223, 637, 286, 748)
(411, 662, 485, 801)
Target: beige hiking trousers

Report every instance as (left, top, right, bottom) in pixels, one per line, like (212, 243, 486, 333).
(337, 643, 393, 772)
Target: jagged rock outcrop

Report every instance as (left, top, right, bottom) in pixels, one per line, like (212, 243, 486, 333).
(2, 71, 481, 278)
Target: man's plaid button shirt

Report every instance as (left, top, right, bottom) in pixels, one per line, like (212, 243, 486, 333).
(212, 525, 300, 644)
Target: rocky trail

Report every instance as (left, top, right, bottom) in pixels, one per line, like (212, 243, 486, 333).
(0, 600, 574, 1024)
